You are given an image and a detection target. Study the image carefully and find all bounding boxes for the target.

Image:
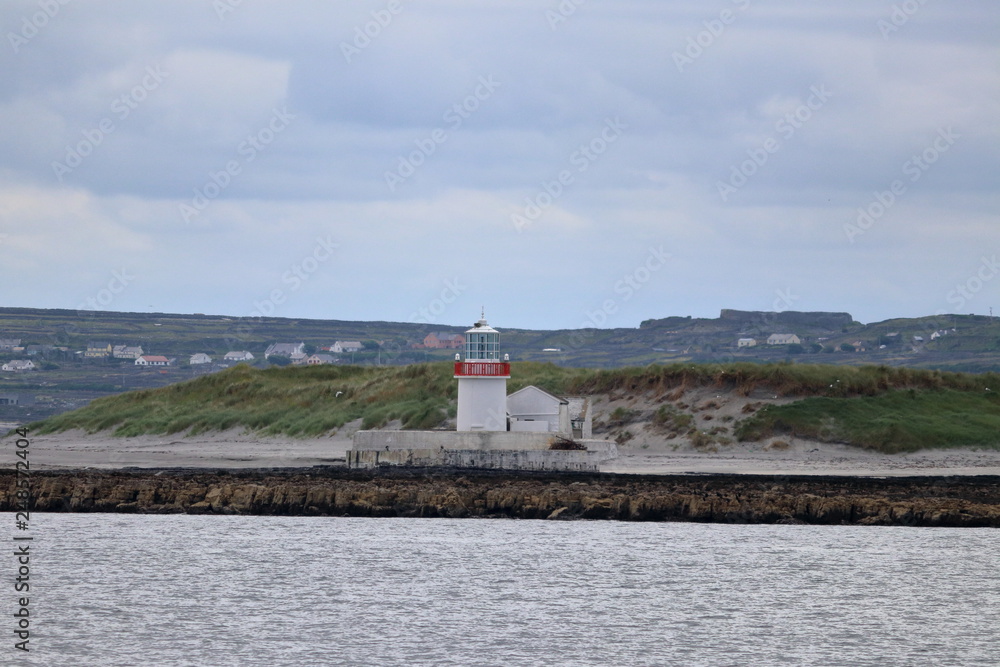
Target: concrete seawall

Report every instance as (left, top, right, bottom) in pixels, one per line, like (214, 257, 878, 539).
(348, 430, 619, 471)
(348, 448, 607, 471)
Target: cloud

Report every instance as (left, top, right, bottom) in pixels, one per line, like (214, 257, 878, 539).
(0, 1, 997, 328)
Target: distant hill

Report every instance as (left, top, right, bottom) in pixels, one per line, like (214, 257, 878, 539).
(1, 306, 999, 421)
(717, 309, 855, 330)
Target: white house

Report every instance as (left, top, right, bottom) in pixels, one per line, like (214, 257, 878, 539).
(331, 341, 363, 354)
(113, 345, 144, 359)
(135, 355, 170, 366)
(767, 333, 801, 345)
(189, 353, 212, 365)
(305, 353, 336, 365)
(737, 338, 757, 348)
(264, 342, 305, 359)
(1, 360, 35, 372)
(0, 339, 21, 351)
(506, 385, 593, 439)
(223, 351, 254, 362)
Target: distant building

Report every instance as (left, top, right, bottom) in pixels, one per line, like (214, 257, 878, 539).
(189, 353, 212, 365)
(0, 339, 21, 351)
(223, 351, 254, 362)
(737, 338, 757, 348)
(330, 341, 363, 354)
(767, 334, 801, 345)
(264, 342, 305, 359)
(113, 345, 144, 359)
(1, 360, 35, 372)
(423, 332, 464, 350)
(84, 342, 112, 358)
(305, 353, 336, 365)
(135, 355, 171, 366)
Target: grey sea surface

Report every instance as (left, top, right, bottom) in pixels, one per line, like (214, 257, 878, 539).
(6, 514, 999, 666)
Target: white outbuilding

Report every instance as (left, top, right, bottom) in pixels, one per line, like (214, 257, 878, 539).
(507, 386, 594, 439)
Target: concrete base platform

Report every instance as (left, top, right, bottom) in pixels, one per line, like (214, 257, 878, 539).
(347, 430, 618, 471)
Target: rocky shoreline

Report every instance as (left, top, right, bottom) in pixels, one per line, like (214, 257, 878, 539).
(3, 468, 1000, 527)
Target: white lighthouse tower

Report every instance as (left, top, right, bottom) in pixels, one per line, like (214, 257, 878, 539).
(454, 312, 510, 431)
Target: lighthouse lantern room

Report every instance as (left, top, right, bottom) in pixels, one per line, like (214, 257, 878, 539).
(454, 313, 510, 431)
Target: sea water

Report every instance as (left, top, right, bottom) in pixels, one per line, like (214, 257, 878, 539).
(5, 515, 998, 666)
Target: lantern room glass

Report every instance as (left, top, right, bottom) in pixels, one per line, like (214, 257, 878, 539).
(465, 331, 499, 360)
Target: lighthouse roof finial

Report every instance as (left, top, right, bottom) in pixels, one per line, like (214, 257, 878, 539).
(468, 308, 498, 333)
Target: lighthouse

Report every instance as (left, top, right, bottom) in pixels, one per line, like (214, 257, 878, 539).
(454, 313, 510, 431)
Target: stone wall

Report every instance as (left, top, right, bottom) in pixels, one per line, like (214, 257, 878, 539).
(4, 469, 999, 527)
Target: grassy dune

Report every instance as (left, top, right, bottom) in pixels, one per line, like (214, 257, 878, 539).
(735, 389, 1000, 453)
(30, 361, 586, 438)
(28, 361, 1000, 452)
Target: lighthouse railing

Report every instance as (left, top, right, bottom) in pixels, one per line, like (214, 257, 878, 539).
(454, 361, 510, 377)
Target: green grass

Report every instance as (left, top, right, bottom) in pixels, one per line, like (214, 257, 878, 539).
(735, 389, 1000, 453)
(563, 361, 1000, 398)
(29, 361, 590, 438)
(31, 363, 460, 438)
(27, 361, 1000, 450)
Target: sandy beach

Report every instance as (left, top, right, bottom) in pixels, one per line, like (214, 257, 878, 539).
(8, 423, 1000, 477)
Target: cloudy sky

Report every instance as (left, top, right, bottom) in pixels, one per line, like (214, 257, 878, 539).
(1, 1, 997, 330)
